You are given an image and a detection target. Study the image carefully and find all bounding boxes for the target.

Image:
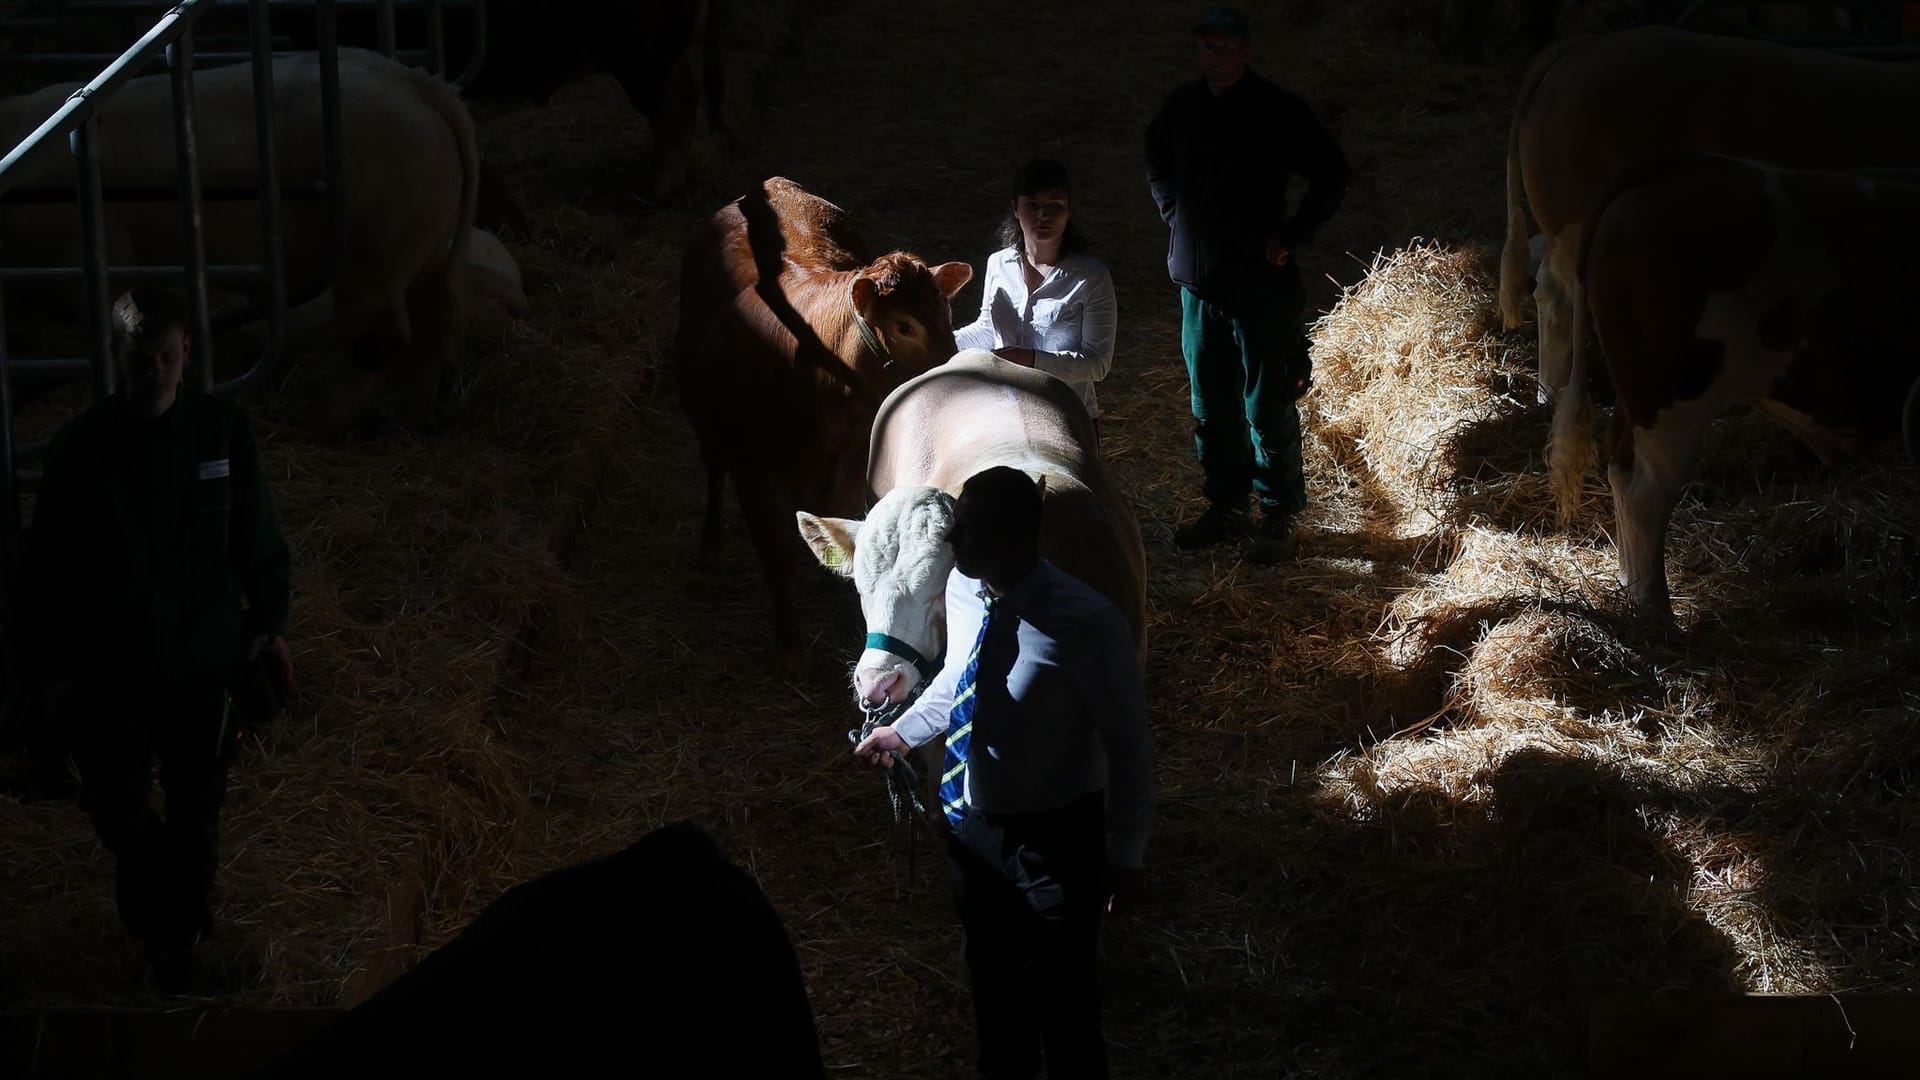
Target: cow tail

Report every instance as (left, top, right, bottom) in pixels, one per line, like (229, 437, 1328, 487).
(414, 66, 480, 329)
(1499, 33, 1590, 331)
(1498, 108, 1531, 329)
(1546, 273, 1595, 528)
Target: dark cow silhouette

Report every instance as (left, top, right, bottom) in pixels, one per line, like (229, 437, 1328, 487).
(252, 822, 825, 1079)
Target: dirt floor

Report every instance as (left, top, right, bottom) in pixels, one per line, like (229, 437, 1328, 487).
(3, 1, 1918, 1078)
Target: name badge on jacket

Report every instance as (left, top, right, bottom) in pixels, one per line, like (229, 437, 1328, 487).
(199, 459, 230, 480)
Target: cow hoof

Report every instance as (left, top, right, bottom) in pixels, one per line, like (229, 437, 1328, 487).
(437, 367, 469, 411)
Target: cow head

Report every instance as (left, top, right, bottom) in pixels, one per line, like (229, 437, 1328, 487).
(796, 486, 957, 708)
(847, 253, 972, 380)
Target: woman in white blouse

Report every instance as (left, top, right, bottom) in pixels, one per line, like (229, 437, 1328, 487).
(954, 159, 1119, 434)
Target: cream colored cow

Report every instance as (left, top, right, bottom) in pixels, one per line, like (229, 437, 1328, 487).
(797, 350, 1146, 710)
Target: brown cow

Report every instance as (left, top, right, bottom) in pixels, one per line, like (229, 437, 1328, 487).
(675, 177, 971, 654)
(1546, 154, 1920, 614)
(1499, 27, 1920, 403)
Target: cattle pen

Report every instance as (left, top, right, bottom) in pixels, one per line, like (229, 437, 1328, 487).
(3, 0, 1919, 1077)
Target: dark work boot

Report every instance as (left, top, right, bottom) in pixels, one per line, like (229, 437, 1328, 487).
(1172, 501, 1248, 551)
(147, 943, 200, 997)
(147, 941, 246, 997)
(1246, 510, 1300, 565)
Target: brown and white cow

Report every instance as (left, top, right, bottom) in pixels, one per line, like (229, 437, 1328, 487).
(675, 176, 971, 654)
(0, 48, 479, 433)
(1546, 154, 1920, 614)
(795, 350, 1147, 711)
(1499, 27, 1920, 403)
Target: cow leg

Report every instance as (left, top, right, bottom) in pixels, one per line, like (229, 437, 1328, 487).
(1533, 229, 1580, 404)
(306, 307, 409, 440)
(731, 468, 801, 658)
(396, 263, 464, 433)
(1607, 416, 1703, 617)
(698, 456, 727, 570)
(617, 61, 698, 204)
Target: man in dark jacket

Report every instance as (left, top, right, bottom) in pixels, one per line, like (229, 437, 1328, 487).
(24, 287, 292, 994)
(1146, 6, 1350, 562)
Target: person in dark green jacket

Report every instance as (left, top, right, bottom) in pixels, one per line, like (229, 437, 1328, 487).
(1146, 5, 1350, 563)
(23, 287, 292, 995)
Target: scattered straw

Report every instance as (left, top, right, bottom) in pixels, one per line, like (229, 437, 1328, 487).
(3, 4, 1917, 1079)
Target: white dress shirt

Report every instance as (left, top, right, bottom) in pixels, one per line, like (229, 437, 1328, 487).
(892, 561, 1155, 868)
(953, 249, 1119, 419)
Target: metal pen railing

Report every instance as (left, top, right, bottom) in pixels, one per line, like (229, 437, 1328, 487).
(0, 0, 317, 408)
(1, 0, 489, 88)
(0, 0, 228, 747)
(0, 0, 488, 743)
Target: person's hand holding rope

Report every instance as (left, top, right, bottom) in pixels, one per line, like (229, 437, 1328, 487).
(853, 725, 909, 767)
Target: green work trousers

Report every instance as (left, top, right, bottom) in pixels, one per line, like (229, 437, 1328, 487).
(1178, 267, 1311, 516)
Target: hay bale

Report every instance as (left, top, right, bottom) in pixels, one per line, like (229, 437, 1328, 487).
(1307, 242, 1542, 539)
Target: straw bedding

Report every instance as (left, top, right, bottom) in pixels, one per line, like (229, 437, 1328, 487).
(3, 0, 1917, 1076)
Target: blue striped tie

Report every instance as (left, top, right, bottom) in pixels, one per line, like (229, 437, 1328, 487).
(940, 596, 999, 828)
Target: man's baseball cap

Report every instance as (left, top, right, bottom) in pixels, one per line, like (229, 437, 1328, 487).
(1193, 5, 1252, 39)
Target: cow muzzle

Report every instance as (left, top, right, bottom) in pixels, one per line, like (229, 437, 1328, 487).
(855, 666, 909, 709)
(853, 632, 945, 708)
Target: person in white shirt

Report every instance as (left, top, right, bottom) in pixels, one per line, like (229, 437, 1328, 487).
(855, 466, 1154, 1080)
(954, 159, 1120, 439)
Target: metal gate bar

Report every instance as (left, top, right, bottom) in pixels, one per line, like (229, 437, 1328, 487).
(10, 0, 488, 87)
(0, 302, 15, 593)
(168, 25, 215, 391)
(234, 0, 286, 399)
(1, 182, 335, 200)
(70, 104, 114, 402)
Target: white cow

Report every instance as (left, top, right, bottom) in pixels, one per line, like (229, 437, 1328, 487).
(796, 350, 1146, 709)
(0, 48, 479, 432)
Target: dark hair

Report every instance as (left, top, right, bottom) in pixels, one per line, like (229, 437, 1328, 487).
(111, 287, 189, 355)
(956, 466, 1043, 545)
(1192, 5, 1252, 40)
(997, 158, 1090, 257)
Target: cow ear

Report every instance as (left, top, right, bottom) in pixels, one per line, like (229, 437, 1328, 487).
(1033, 474, 1047, 502)
(849, 275, 878, 319)
(796, 512, 859, 577)
(931, 261, 973, 298)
